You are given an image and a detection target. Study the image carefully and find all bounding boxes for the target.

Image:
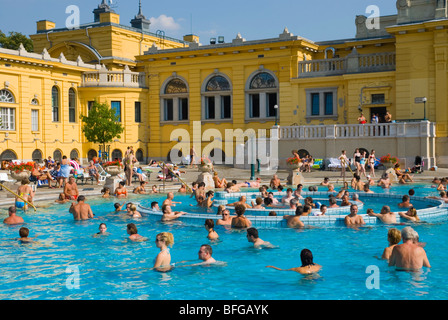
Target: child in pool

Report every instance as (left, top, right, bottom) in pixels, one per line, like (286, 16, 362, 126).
(95, 223, 109, 237)
(101, 187, 111, 198)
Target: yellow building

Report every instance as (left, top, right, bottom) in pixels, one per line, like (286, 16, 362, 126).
(0, 0, 447, 167)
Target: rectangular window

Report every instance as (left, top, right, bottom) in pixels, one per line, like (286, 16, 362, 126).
(135, 101, 141, 122)
(221, 96, 231, 119)
(324, 92, 333, 115)
(0, 108, 15, 130)
(179, 98, 189, 121)
(111, 101, 121, 122)
(371, 94, 385, 104)
(250, 94, 260, 118)
(88, 101, 95, 113)
(31, 109, 39, 131)
(206, 97, 215, 119)
(311, 93, 320, 116)
(266, 93, 277, 117)
(164, 99, 173, 121)
(69, 106, 76, 123)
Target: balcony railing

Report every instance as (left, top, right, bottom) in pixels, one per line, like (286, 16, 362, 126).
(278, 121, 435, 140)
(298, 51, 396, 78)
(81, 66, 146, 88)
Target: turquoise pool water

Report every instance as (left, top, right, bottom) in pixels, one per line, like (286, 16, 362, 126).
(1, 183, 447, 300)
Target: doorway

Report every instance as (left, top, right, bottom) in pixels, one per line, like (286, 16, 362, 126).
(369, 107, 387, 123)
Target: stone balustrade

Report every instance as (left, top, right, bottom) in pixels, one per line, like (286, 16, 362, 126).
(279, 121, 435, 140)
(298, 51, 396, 78)
(81, 66, 146, 88)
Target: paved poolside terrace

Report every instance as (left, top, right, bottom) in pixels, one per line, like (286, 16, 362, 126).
(1, 164, 446, 210)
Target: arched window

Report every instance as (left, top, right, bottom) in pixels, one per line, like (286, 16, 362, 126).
(70, 149, 79, 160)
(202, 75, 232, 120)
(246, 71, 278, 120)
(32, 149, 43, 162)
(87, 149, 97, 161)
(0, 149, 17, 161)
(161, 78, 189, 122)
(136, 148, 144, 162)
(0, 89, 15, 103)
(68, 88, 76, 123)
(30, 98, 39, 105)
(52, 86, 60, 122)
(111, 149, 122, 161)
(53, 149, 62, 162)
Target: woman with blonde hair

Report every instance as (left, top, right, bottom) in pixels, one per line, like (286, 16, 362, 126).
(399, 207, 420, 222)
(382, 228, 401, 261)
(153, 232, 175, 271)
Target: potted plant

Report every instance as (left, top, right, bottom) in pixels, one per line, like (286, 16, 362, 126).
(103, 160, 123, 176)
(198, 156, 214, 173)
(286, 156, 302, 170)
(380, 154, 398, 169)
(7, 162, 34, 181)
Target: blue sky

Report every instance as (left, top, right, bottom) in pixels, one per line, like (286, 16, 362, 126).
(0, 0, 398, 45)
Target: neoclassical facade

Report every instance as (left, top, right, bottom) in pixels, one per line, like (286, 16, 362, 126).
(0, 0, 447, 167)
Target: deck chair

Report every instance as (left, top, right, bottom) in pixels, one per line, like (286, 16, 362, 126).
(95, 164, 110, 182)
(0, 172, 15, 190)
(411, 156, 423, 173)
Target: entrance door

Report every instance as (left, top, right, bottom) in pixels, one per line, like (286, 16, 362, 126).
(369, 107, 387, 123)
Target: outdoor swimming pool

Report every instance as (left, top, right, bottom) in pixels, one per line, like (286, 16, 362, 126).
(1, 183, 447, 300)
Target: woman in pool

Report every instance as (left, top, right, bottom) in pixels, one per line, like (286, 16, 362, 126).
(114, 181, 128, 198)
(126, 223, 146, 241)
(266, 249, 321, 274)
(204, 219, 219, 240)
(153, 232, 174, 271)
(398, 207, 420, 223)
(128, 204, 142, 218)
(382, 228, 401, 261)
(15, 178, 34, 210)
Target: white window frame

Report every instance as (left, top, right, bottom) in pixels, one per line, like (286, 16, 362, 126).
(31, 109, 39, 132)
(0, 107, 16, 131)
(201, 74, 233, 122)
(160, 76, 189, 124)
(305, 87, 338, 120)
(245, 70, 279, 121)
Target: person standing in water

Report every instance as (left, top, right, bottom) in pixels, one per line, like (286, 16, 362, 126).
(153, 232, 175, 272)
(266, 249, 321, 274)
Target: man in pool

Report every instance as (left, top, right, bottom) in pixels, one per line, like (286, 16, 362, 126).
(227, 196, 251, 209)
(69, 195, 94, 221)
(366, 205, 397, 224)
(198, 244, 217, 264)
(3, 206, 24, 225)
(344, 204, 365, 227)
(389, 227, 431, 271)
(161, 204, 187, 222)
(281, 188, 295, 205)
(246, 227, 274, 248)
(162, 192, 181, 207)
(283, 206, 305, 228)
(269, 174, 282, 190)
(398, 195, 413, 208)
(151, 201, 160, 211)
(231, 204, 252, 229)
(216, 209, 232, 226)
(378, 172, 392, 188)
